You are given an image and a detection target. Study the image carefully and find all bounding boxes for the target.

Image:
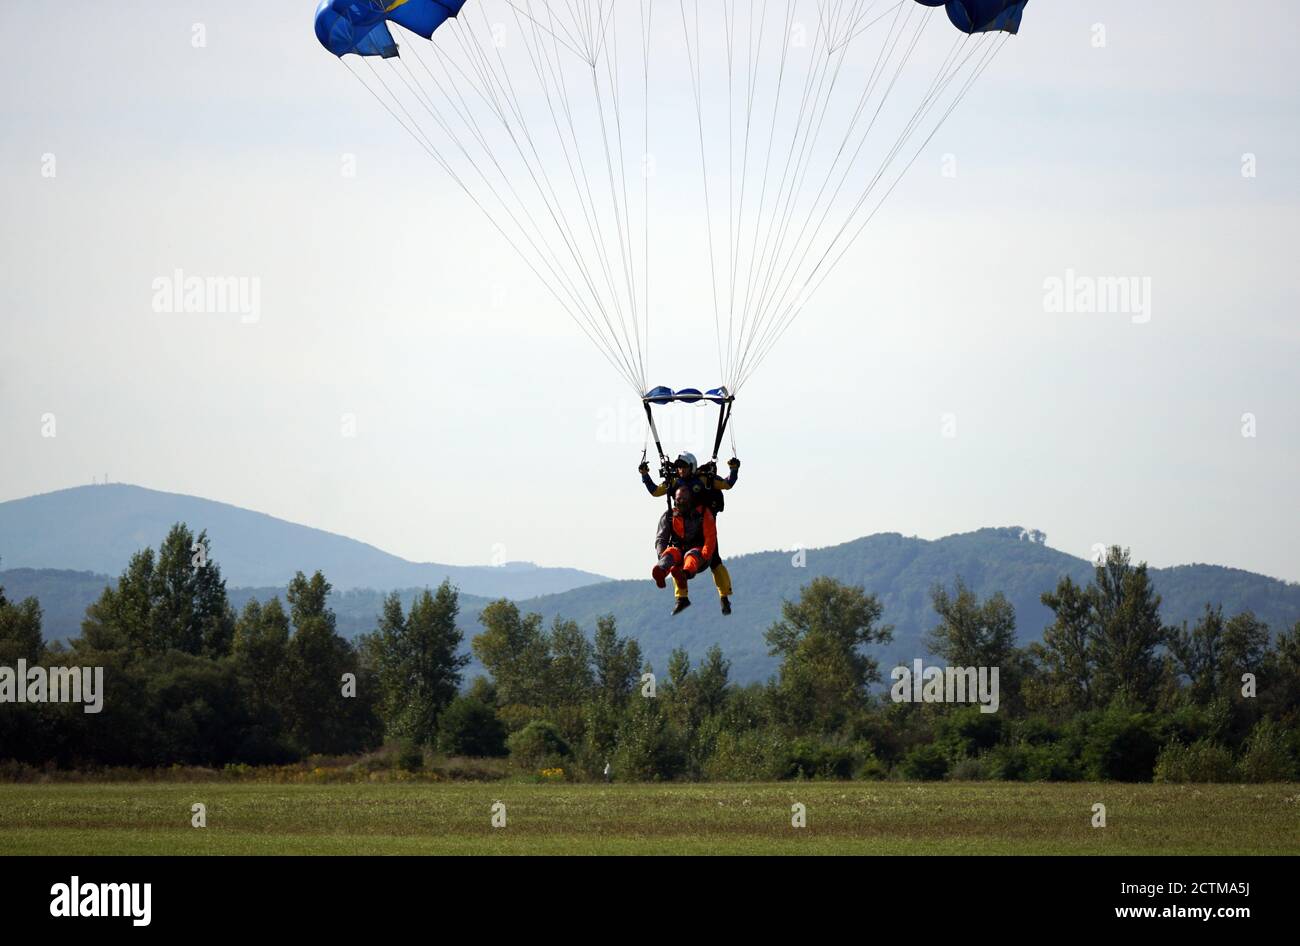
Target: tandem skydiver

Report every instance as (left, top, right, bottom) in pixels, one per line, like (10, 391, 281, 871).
(652, 485, 722, 616)
(643, 452, 738, 614)
(640, 451, 739, 614)
(640, 450, 740, 504)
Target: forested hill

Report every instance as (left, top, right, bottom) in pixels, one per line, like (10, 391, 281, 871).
(497, 528, 1300, 682)
(7, 527, 1299, 684)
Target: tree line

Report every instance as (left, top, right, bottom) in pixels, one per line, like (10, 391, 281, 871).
(1, 524, 1297, 782)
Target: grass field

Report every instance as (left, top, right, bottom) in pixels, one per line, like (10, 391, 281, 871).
(2, 782, 1297, 855)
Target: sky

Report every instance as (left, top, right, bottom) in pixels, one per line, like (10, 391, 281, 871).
(2, 1, 1298, 584)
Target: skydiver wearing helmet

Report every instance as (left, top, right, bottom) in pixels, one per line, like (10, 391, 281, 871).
(653, 485, 720, 616)
(641, 453, 739, 615)
(641, 451, 740, 502)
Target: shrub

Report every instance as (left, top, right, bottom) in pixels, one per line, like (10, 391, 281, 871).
(984, 742, 1081, 782)
(1161, 703, 1214, 748)
(1238, 718, 1298, 783)
(1013, 716, 1061, 747)
(1024, 742, 1083, 781)
(900, 744, 949, 781)
(936, 707, 1003, 759)
(783, 738, 856, 780)
(856, 753, 890, 781)
(948, 757, 989, 781)
(984, 743, 1032, 781)
(702, 729, 788, 782)
(610, 699, 685, 781)
(507, 720, 570, 768)
(1153, 739, 1237, 783)
(396, 740, 425, 773)
(436, 697, 507, 757)
(0, 760, 41, 783)
(1081, 707, 1161, 781)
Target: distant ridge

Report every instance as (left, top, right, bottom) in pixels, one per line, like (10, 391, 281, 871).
(0, 484, 608, 597)
(489, 528, 1300, 682)
(6, 526, 1299, 685)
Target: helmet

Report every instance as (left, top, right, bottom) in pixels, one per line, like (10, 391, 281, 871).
(674, 452, 698, 475)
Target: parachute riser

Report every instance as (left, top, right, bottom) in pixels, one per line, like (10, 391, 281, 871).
(642, 388, 735, 511)
(642, 400, 667, 465)
(641, 400, 672, 512)
(711, 399, 734, 463)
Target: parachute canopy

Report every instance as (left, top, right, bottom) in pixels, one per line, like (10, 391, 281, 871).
(315, 1, 1030, 404)
(913, 1, 1028, 35)
(315, 1, 1028, 60)
(315, 0, 468, 58)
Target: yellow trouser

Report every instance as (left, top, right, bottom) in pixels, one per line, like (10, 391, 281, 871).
(711, 562, 733, 597)
(676, 561, 733, 599)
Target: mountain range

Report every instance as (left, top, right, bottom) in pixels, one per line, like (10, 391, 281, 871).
(3, 486, 1299, 683)
(0, 484, 607, 596)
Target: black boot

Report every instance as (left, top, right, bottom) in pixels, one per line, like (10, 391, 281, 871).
(720, 596, 732, 616)
(672, 597, 692, 616)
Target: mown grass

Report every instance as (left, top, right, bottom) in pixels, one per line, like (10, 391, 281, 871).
(1, 782, 1297, 855)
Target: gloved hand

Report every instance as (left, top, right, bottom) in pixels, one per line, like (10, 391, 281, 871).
(639, 461, 650, 475)
(727, 457, 740, 469)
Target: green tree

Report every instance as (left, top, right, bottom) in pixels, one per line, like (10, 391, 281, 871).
(683, 648, 738, 776)
(465, 675, 498, 706)
(471, 600, 551, 707)
(0, 586, 43, 665)
(281, 571, 380, 755)
(1169, 604, 1226, 704)
(1090, 547, 1167, 708)
(1032, 576, 1096, 712)
(79, 524, 234, 658)
(611, 693, 684, 781)
(1260, 622, 1300, 723)
(925, 578, 1017, 668)
(152, 525, 234, 657)
(663, 645, 730, 736)
(694, 645, 731, 719)
(1221, 611, 1270, 694)
(232, 597, 291, 698)
(1166, 604, 1267, 706)
(1033, 548, 1168, 713)
(362, 582, 469, 746)
(666, 647, 691, 694)
(361, 592, 407, 734)
(1238, 717, 1298, 782)
(0, 585, 45, 763)
(80, 548, 158, 653)
(591, 615, 641, 708)
(546, 617, 594, 707)
(1081, 702, 1162, 781)
(1167, 608, 1268, 707)
(507, 719, 570, 767)
(765, 578, 892, 734)
(438, 695, 508, 756)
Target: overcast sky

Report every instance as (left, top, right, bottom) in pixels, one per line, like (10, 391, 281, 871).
(2, 1, 1297, 583)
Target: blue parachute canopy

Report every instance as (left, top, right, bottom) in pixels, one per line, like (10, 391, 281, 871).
(315, 0, 467, 58)
(913, 0, 1029, 35)
(644, 386, 731, 406)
